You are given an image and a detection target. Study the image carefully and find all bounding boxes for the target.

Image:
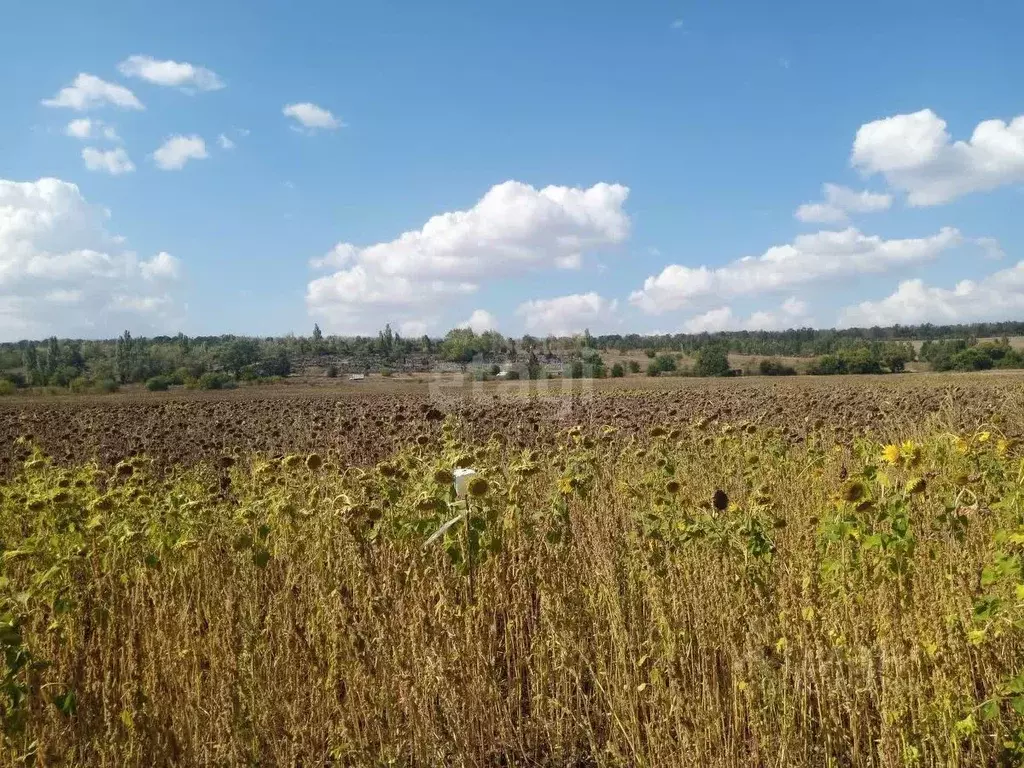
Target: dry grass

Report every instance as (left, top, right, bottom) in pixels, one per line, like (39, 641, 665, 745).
(3, 398, 1024, 765)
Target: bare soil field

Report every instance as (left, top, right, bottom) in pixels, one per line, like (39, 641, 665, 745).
(2, 371, 1021, 474)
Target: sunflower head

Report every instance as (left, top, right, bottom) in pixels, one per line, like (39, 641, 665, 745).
(841, 479, 867, 504)
(881, 444, 902, 466)
(712, 489, 729, 511)
(467, 477, 490, 498)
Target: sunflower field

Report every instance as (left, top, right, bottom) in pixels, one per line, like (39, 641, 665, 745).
(3, 400, 1024, 766)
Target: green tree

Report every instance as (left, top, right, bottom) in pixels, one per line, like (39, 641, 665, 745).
(655, 353, 677, 373)
(221, 338, 260, 376)
(881, 342, 913, 373)
(114, 330, 147, 383)
(611, 362, 625, 378)
(312, 323, 325, 355)
(693, 346, 731, 377)
(440, 328, 479, 370)
(22, 345, 41, 386)
(527, 351, 542, 380)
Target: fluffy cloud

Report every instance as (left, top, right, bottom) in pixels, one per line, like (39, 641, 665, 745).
(307, 180, 629, 331)
(0, 177, 182, 339)
(515, 293, 617, 336)
(630, 226, 960, 313)
(852, 109, 1024, 206)
(976, 236, 1005, 260)
(794, 183, 891, 224)
(42, 74, 143, 111)
(459, 309, 498, 332)
(217, 133, 235, 150)
(153, 135, 208, 170)
(682, 297, 812, 333)
(82, 147, 134, 175)
(283, 103, 342, 132)
(65, 118, 120, 141)
(139, 251, 181, 281)
(839, 263, 1024, 327)
(118, 55, 224, 92)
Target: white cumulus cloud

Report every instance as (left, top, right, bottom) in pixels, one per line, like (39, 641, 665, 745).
(682, 297, 812, 333)
(65, 119, 92, 139)
(139, 251, 181, 281)
(0, 177, 182, 339)
(153, 135, 208, 170)
(516, 293, 617, 336)
(82, 147, 135, 175)
(283, 102, 342, 132)
(840, 263, 1024, 327)
(852, 108, 1024, 206)
(459, 309, 499, 332)
(118, 55, 224, 92)
(307, 180, 629, 332)
(42, 73, 143, 111)
(630, 226, 960, 313)
(66, 119, 120, 141)
(795, 183, 891, 224)
(976, 236, 1005, 260)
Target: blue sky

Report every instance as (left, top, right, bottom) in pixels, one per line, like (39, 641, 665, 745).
(1, 0, 1023, 341)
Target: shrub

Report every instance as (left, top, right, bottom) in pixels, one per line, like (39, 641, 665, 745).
(950, 347, 994, 371)
(503, 370, 520, 380)
(381, 368, 394, 377)
(146, 376, 172, 392)
(693, 347, 731, 377)
(326, 364, 339, 378)
(758, 358, 797, 376)
(569, 361, 585, 379)
(611, 362, 625, 378)
(628, 361, 641, 374)
(655, 354, 677, 373)
(0, 379, 15, 396)
(198, 372, 234, 390)
(807, 355, 846, 376)
(646, 361, 661, 377)
(842, 348, 883, 375)
(94, 379, 120, 394)
(644, 349, 657, 358)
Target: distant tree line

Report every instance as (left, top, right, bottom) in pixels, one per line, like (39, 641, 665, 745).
(589, 321, 1024, 358)
(2, 320, 1024, 392)
(0, 324, 439, 391)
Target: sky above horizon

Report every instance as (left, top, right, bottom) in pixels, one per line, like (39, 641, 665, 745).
(1, 0, 1023, 341)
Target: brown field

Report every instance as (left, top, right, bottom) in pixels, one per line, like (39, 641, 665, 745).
(2, 372, 1023, 475)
